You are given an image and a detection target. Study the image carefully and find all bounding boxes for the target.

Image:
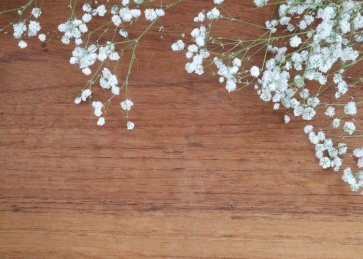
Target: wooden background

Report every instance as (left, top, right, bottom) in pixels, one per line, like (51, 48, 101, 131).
(1, 0, 363, 258)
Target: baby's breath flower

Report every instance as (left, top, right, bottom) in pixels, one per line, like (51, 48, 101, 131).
(325, 106, 335, 117)
(97, 117, 105, 126)
(38, 33, 46, 42)
(343, 121, 356, 135)
(284, 115, 290, 123)
(344, 101, 357, 115)
(31, 8, 42, 18)
(127, 121, 135, 130)
(250, 66, 260, 77)
(18, 40, 27, 49)
(171, 40, 185, 51)
(121, 99, 134, 111)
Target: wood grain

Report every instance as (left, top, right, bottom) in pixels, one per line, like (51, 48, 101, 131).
(1, 0, 363, 258)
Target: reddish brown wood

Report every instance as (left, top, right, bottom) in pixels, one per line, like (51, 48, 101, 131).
(1, 0, 363, 258)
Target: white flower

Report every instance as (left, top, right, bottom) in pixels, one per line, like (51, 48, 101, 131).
(97, 117, 105, 126)
(83, 3, 92, 13)
(207, 7, 220, 20)
(18, 40, 27, 49)
(302, 107, 316, 120)
(343, 121, 355, 135)
(82, 13, 92, 23)
(325, 106, 335, 117)
(121, 99, 134, 111)
(332, 118, 340, 128)
(96, 5, 107, 16)
(344, 101, 357, 115)
(13, 22, 27, 39)
(254, 0, 268, 7)
(145, 9, 157, 21)
(127, 121, 135, 130)
(74, 97, 81, 104)
(61, 36, 70, 44)
(354, 148, 363, 158)
(214, 0, 224, 4)
(111, 86, 120, 95)
(75, 38, 83, 45)
(338, 143, 347, 155)
(225, 80, 236, 93)
(119, 29, 128, 38)
(155, 9, 165, 17)
(250, 66, 260, 77)
(28, 21, 41, 37)
(38, 33, 46, 42)
(319, 157, 331, 169)
(112, 15, 122, 26)
(92, 101, 103, 117)
(31, 8, 42, 18)
(171, 40, 185, 51)
(304, 125, 313, 134)
(81, 89, 92, 101)
(82, 67, 91, 75)
(290, 35, 302, 47)
(284, 115, 290, 123)
(194, 11, 205, 22)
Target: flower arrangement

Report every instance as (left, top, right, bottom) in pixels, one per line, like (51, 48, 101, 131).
(2, 0, 363, 194)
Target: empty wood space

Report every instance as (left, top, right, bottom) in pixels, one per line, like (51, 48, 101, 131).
(1, 0, 363, 258)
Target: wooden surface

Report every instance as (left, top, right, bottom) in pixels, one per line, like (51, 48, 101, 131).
(1, 0, 363, 258)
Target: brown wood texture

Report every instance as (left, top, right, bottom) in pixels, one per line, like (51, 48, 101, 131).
(1, 0, 363, 258)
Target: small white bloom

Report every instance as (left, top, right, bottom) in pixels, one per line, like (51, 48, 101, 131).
(290, 35, 302, 48)
(81, 89, 92, 101)
(31, 8, 42, 18)
(119, 29, 128, 38)
(207, 7, 220, 20)
(319, 157, 331, 169)
(82, 67, 91, 75)
(250, 66, 260, 77)
(83, 3, 92, 13)
(155, 9, 165, 17)
(284, 115, 290, 123)
(121, 99, 134, 111)
(111, 86, 120, 95)
(344, 101, 357, 115)
(18, 40, 27, 49)
(325, 106, 335, 117)
(97, 117, 105, 126)
(28, 21, 41, 37)
(112, 15, 122, 26)
(82, 13, 92, 23)
(145, 9, 157, 21)
(74, 97, 82, 104)
(38, 33, 46, 42)
(75, 38, 83, 45)
(354, 148, 363, 158)
(304, 125, 313, 134)
(127, 121, 135, 130)
(332, 118, 340, 128)
(61, 36, 70, 44)
(97, 5, 107, 16)
(194, 11, 205, 22)
(171, 40, 185, 51)
(254, 0, 268, 7)
(214, 0, 224, 4)
(343, 121, 356, 135)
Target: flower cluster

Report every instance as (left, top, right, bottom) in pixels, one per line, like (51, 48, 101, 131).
(9, 2, 46, 49)
(173, 0, 363, 194)
(60, 0, 181, 128)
